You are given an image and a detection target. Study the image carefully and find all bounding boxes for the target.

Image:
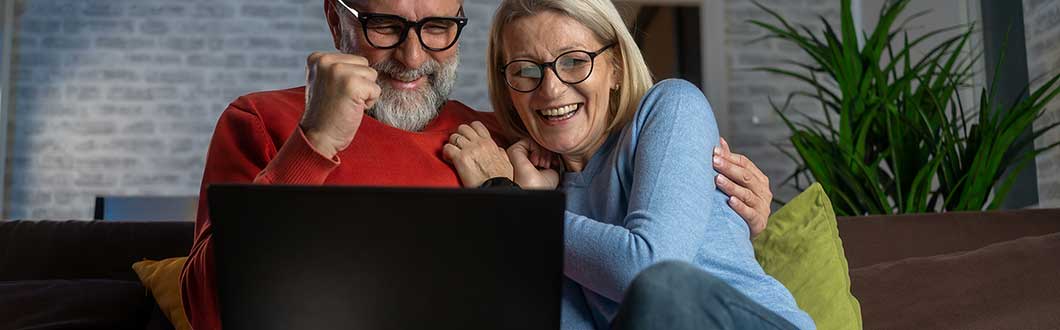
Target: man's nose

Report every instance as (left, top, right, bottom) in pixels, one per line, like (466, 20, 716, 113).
(394, 27, 427, 69)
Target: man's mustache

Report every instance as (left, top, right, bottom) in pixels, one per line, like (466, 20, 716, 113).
(373, 59, 439, 83)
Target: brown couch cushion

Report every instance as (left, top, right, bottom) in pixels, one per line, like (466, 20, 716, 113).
(851, 232, 1060, 330)
(0, 279, 153, 330)
(837, 208, 1060, 268)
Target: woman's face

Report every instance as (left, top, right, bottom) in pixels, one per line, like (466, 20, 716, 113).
(501, 11, 619, 158)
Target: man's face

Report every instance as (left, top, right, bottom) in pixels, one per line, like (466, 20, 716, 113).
(328, 0, 464, 131)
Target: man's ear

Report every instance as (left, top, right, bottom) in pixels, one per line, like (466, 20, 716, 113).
(324, 0, 343, 50)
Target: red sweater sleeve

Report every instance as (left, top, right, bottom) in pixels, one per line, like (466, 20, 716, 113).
(180, 99, 338, 330)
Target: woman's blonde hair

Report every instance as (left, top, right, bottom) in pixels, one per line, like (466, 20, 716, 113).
(486, 0, 653, 139)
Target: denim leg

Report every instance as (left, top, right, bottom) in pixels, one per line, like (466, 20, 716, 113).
(611, 261, 800, 330)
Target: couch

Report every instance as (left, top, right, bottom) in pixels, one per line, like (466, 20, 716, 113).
(1, 208, 1058, 329)
(838, 208, 1060, 329)
(0, 220, 194, 330)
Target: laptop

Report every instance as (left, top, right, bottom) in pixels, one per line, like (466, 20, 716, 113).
(208, 184, 565, 330)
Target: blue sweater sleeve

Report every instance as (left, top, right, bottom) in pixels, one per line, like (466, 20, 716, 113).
(563, 79, 725, 300)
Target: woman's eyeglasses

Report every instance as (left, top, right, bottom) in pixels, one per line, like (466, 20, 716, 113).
(500, 44, 616, 93)
(335, 0, 468, 51)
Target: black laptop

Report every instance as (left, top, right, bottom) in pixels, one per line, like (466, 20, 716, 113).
(208, 184, 565, 330)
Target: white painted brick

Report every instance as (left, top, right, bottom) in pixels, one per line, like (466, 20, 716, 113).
(1024, 0, 1060, 208)
(725, 1, 840, 206)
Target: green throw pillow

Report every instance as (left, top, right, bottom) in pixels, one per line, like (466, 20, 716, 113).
(753, 183, 862, 330)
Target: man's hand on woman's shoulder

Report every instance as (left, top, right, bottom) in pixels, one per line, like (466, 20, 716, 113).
(713, 138, 773, 238)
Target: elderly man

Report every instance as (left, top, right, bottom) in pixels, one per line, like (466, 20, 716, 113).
(180, 0, 776, 328)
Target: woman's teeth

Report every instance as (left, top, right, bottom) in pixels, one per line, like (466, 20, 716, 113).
(538, 104, 579, 120)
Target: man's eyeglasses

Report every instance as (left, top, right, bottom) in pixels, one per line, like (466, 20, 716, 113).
(500, 44, 616, 93)
(335, 0, 468, 52)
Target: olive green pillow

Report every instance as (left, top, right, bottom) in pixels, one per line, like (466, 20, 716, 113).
(753, 183, 862, 330)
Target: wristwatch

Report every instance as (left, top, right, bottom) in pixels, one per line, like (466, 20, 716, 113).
(479, 177, 521, 189)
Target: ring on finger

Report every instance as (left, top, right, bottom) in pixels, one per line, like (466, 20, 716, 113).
(450, 134, 467, 146)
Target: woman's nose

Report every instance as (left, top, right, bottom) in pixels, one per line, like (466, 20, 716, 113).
(537, 68, 566, 98)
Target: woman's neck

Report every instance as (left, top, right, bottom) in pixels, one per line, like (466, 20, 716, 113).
(560, 133, 609, 173)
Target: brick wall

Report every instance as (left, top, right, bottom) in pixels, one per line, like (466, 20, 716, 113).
(15, 0, 1045, 218)
(5, 0, 500, 219)
(1023, 0, 1060, 207)
(4, 0, 836, 219)
(723, 0, 839, 204)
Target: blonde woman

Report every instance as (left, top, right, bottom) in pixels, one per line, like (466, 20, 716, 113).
(443, 0, 815, 329)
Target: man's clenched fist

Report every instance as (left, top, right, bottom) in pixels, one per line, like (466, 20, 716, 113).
(300, 52, 381, 158)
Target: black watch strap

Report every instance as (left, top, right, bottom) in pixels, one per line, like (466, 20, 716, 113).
(479, 177, 521, 189)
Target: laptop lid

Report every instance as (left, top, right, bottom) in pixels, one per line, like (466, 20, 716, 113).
(209, 184, 565, 330)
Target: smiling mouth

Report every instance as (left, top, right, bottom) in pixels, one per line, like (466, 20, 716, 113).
(387, 75, 429, 90)
(535, 103, 582, 122)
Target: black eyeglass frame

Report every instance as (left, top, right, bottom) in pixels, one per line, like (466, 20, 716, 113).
(335, 0, 469, 52)
(500, 43, 617, 93)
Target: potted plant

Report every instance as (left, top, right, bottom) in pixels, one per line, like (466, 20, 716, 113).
(751, 0, 1060, 216)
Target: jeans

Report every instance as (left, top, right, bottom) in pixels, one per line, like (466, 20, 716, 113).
(611, 261, 801, 330)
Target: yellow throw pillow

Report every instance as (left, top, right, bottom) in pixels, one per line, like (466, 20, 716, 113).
(132, 257, 191, 330)
(753, 183, 863, 330)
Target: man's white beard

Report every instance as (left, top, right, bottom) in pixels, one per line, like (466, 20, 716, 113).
(367, 54, 459, 132)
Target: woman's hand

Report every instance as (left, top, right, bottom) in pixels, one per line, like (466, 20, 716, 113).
(442, 121, 514, 187)
(507, 139, 560, 189)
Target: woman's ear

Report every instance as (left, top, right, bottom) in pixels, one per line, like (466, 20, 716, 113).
(324, 1, 343, 50)
(610, 52, 624, 90)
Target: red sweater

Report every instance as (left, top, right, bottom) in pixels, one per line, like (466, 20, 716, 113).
(179, 87, 501, 330)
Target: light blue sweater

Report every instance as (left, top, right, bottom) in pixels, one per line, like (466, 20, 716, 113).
(558, 79, 815, 330)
